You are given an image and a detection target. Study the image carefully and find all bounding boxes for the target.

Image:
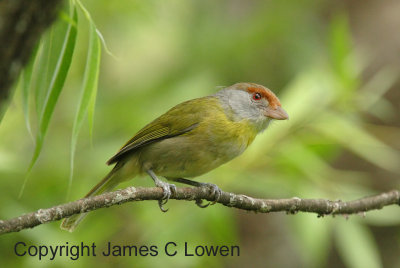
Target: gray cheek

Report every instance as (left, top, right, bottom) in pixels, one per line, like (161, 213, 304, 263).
(247, 97, 265, 118)
(229, 93, 262, 120)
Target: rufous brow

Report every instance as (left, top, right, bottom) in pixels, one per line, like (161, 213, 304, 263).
(247, 86, 281, 108)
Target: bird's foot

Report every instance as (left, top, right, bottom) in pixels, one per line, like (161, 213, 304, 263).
(196, 182, 222, 208)
(172, 178, 222, 209)
(147, 169, 176, 212)
(154, 180, 176, 212)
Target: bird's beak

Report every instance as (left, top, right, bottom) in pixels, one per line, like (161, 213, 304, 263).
(264, 106, 289, 120)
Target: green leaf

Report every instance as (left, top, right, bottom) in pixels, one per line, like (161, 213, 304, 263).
(335, 220, 382, 268)
(34, 29, 59, 118)
(68, 22, 101, 198)
(87, 79, 98, 142)
(75, 0, 102, 142)
(19, 5, 78, 198)
(21, 43, 40, 139)
(76, 0, 117, 59)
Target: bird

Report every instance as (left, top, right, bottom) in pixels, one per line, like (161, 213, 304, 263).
(61, 82, 288, 232)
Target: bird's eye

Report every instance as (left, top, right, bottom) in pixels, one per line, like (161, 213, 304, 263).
(252, 93, 262, 101)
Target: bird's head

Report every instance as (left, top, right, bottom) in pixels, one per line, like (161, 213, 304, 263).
(215, 82, 289, 132)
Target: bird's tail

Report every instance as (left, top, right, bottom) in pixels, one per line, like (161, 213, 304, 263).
(60, 166, 121, 232)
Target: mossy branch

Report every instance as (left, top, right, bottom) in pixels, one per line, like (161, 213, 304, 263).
(1, 187, 399, 235)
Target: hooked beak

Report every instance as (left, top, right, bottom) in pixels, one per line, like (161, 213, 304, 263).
(264, 106, 289, 120)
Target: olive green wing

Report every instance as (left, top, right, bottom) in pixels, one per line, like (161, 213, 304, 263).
(106, 121, 198, 165)
(106, 97, 215, 165)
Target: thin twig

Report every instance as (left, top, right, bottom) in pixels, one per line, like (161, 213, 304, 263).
(1, 187, 399, 235)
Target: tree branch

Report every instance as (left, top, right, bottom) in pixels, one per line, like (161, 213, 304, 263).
(1, 187, 399, 235)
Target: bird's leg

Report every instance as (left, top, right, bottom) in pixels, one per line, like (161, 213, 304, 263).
(146, 169, 176, 212)
(173, 178, 222, 208)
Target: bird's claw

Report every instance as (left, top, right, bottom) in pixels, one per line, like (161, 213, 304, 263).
(155, 181, 176, 212)
(195, 183, 222, 208)
(202, 183, 222, 204)
(195, 199, 210, 208)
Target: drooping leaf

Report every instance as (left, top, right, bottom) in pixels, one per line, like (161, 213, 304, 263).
(87, 79, 98, 142)
(68, 22, 101, 198)
(33, 29, 54, 118)
(76, 0, 116, 59)
(20, 43, 40, 139)
(19, 5, 78, 198)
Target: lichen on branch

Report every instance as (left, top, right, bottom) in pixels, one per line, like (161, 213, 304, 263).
(1, 187, 399, 235)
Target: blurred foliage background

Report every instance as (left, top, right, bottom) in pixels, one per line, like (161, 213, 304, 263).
(1, 0, 400, 267)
